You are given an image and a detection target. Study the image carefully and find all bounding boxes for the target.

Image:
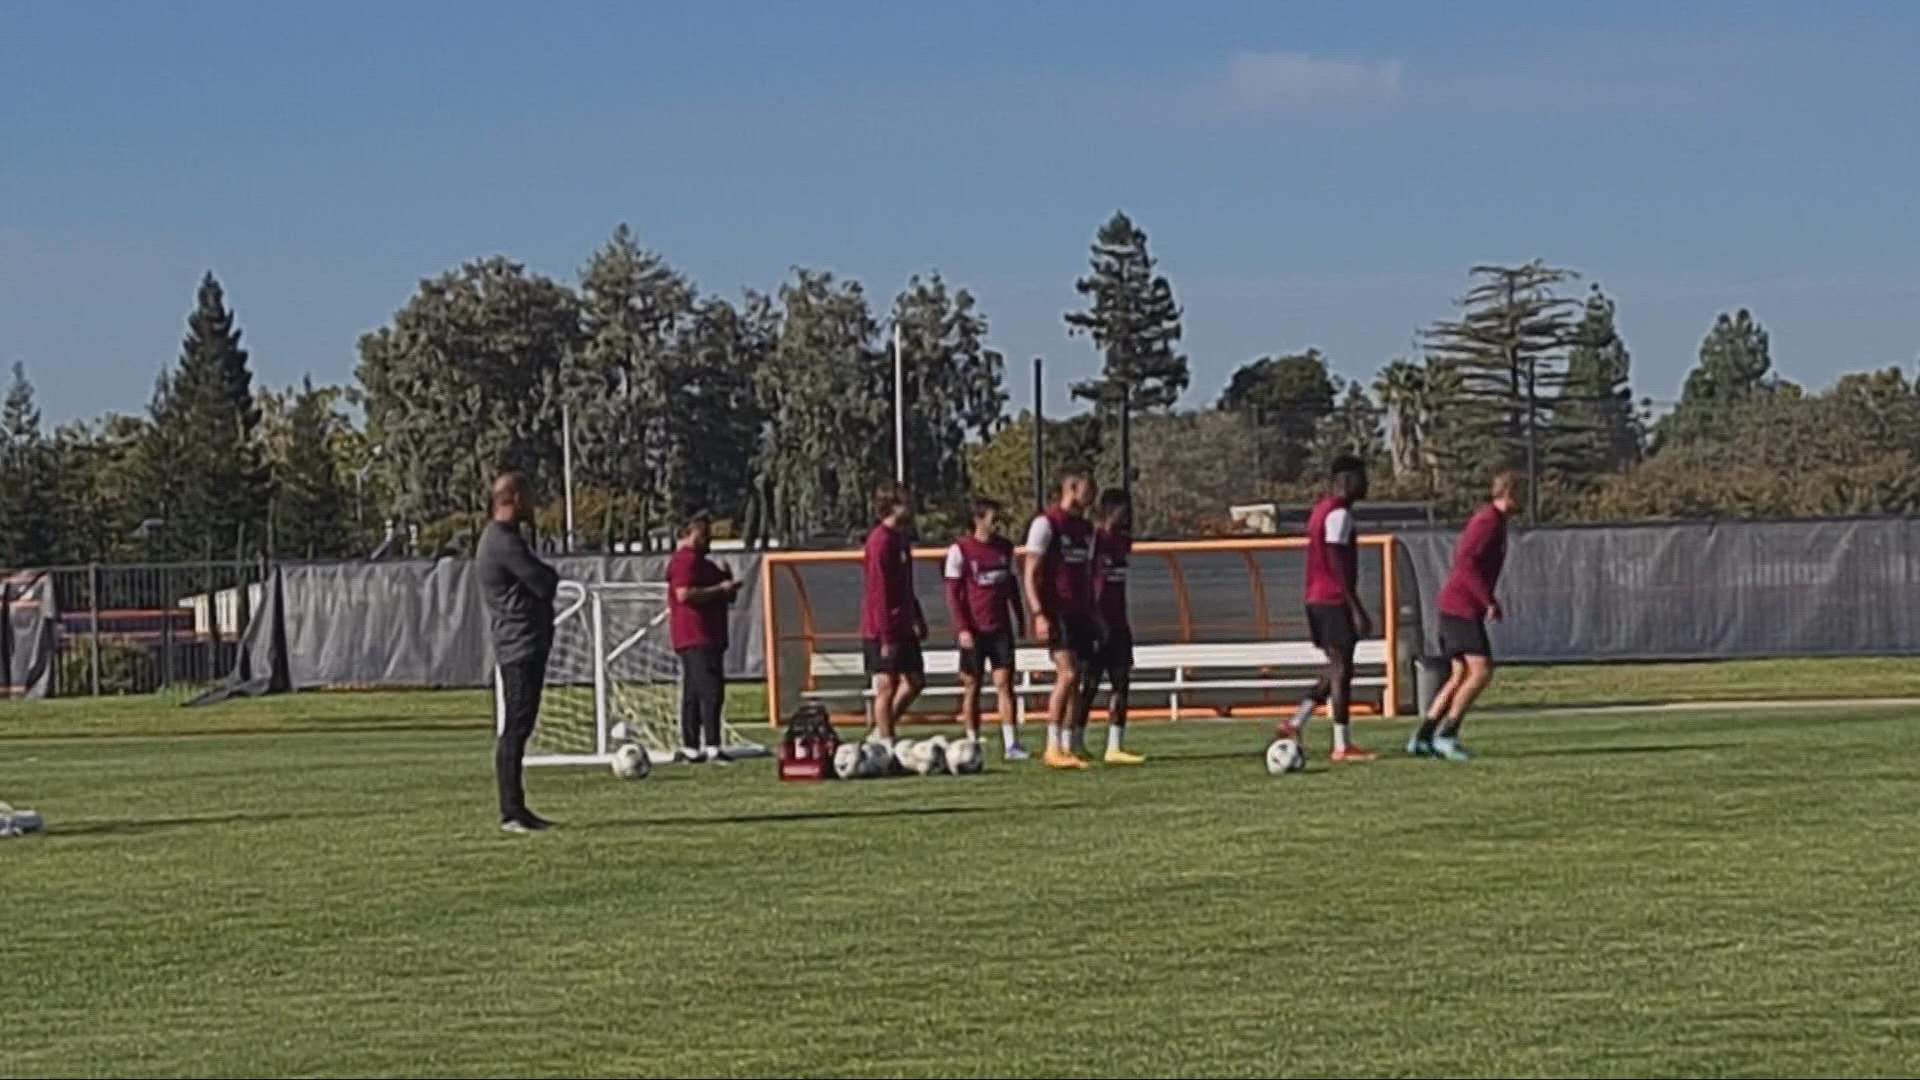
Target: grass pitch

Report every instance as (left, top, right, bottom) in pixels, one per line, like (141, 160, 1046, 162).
(4, 685, 1919, 1077)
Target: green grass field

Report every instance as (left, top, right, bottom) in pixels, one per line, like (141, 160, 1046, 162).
(4, 674, 1920, 1077)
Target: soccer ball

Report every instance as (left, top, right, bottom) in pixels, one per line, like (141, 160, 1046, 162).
(832, 742, 864, 780)
(890, 739, 918, 775)
(904, 740, 943, 776)
(946, 737, 985, 776)
(859, 742, 896, 778)
(611, 743, 652, 780)
(1265, 737, 1306, 776)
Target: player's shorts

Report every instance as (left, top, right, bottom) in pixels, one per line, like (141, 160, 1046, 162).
(958, 630, 1017, 678)
(863, 637, 925, 678)
(1044, 614, 1100, 663)
(1305, 604, 1359, 665)
(1438, 614, 1493, 661)
(1083, 628, 1135, 693)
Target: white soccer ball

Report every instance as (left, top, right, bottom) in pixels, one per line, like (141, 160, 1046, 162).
(890, 739, 918, 775)
(833, 742, 864, 780)
(611, 743, 652, 780)
(858, 742, 896, 778)
(905, 740, 943, 776)
(608, 721, 633, 744)
(946, 737, 985, 776)
(1265, 737, 1306, 776)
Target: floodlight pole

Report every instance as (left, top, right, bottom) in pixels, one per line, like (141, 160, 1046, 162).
(562, 402, 577, 553)
(1031, 357, 1045, 512)
(893, 323, 906, 485)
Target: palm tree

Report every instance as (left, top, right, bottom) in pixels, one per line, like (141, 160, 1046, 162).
(1373, 358, 1427, 483)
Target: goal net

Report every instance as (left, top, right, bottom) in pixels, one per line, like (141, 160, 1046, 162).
(498, 580, 766, 766)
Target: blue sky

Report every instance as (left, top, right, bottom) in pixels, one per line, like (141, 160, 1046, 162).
(4, 1, 1918, 424)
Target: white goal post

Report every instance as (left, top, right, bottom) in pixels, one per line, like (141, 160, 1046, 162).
(497, 580, 767, 766)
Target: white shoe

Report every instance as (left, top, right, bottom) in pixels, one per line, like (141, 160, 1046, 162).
(1003, 744, 1032, 762)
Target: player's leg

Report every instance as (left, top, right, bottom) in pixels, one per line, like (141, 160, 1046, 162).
(991, 660, 1027, 759)
(1070, 638, 1101, 759)
(1435, 653, 1493, 761)
(1411, 658, 1467, 756)
(676, 648, 704, 761)
(891, 640, 926, 720)
(696, 647, 728, 762)
(1327, 617, 1373, 762)
(496, 660, 548, 831)
(1102, 637, 1142, 765)
(1283, 607, 1334, 741)
(1043, 642, 1088, 770)
(957, 667, 984, 742)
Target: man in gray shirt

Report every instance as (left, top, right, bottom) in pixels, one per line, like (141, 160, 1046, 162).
(477, 472, 560, 833)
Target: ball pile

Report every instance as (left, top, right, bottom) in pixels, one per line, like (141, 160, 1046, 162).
(834, 736, 988, 779)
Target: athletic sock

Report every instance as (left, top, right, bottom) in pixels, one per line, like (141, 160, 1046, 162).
(1333, 722, 1352, 753)
(1290, 697, 1316, 732)
(1047, 721, 1063, 753)
(1416, 716, 1440, 742)
(1106, 723, 1126, 754)
(1001, 721, 1018, 750)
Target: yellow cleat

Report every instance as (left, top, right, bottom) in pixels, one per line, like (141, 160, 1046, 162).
(1103, 748, 1146, 766)
(1043, 748, 1091, 770)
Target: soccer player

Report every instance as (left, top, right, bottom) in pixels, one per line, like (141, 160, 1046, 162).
(1410, 471, 1518, 762)
(1075, 488, 1144, 765)
(943, 497, 1029, 759)
(476, 471, 561, 833)
(667, 511, 742, 763)
(861, 482, 928, 747)
(1276, 455, 1377, 764)
(1024, 467, 1099, 770)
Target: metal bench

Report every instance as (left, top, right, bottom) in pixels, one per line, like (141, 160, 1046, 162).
(802, 639, 1390, 723)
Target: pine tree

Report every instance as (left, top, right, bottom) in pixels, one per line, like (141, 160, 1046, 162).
(1423, 262, 1580, 521)
(1065, 211, 1188, 412)
(1547, 284, 1641, 488)
(146, 273, 270, 558)
(270, 378, 352, 557)
(0, 363, 58, 566)
(1660, 308, 1780, 448)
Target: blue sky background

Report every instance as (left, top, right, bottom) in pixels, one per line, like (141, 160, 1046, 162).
(4, 1, 1918, 423)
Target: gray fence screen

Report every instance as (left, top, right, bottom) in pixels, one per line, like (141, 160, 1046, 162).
(7, 517, 1920, 700)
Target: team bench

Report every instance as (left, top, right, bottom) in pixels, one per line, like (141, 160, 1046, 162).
(799, 639, 1392, 724)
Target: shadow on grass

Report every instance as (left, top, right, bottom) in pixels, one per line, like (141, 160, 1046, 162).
(48, 808, 385, 838)
(0, 719, 478, 742)
(573, 800, 1086, 833)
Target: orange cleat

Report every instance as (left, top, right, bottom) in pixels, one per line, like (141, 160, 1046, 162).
(1330, 746, 1378, 763)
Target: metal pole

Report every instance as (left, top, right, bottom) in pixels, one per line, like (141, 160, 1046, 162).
(893, 324, 906, 485)
(561, 401, 577, 553)
(88, 562, 102, 697)
(1031, 357, 1045, 512)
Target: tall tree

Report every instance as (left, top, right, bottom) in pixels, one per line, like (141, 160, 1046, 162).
(145, 273, 270, 558)
(571, 225, 694, 548)
(357, 258, 580, 530)
(668, 293, 774, 535)
(1549, 283, 1641, 484)
(1218, 349, 1337, 483)
(1660, 308, 1782, 447)
(267, 378, 353, 558)
(966, 412, 1104, 521)
(890, 273, 1008, 515)
(1312, 377, 1386, 469)
(754, 268, 886, 541)
(1423, 261, 1580, 521)
(1065, 210, 1188, 412)
(0, 363, 58, 566)
(1096, 410, 1261, 536)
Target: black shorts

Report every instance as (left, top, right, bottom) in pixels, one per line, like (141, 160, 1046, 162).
(863, 638, 925, 677)
(1083, 629, 1135, 693)
(1306, 604, 1359, 664)
(1044, 614, 1100, 662)
(1438, 614, 1493, 661)
(958, 630, 1017, 678)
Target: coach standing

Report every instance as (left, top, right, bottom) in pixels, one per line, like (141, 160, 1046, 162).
(477, 472, 559, 833)
(667, 512, 741, 762)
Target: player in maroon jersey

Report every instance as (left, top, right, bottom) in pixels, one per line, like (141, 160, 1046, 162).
(1074, 488, 1145, 765)
(943, 497, 1028, 760)
(1276, 454, 1377, 764)
(1023, 467, 1099, 770)
(1410, 471, 1519, 762)
(860, 482, 928, 748)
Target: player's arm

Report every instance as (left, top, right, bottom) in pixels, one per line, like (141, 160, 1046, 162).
(908, 556, 928, 641)
(864, 535, 896, 650)
(672, 563, 736, 607)
(505, 529, 560, 601)
(1022, 517, 1052, 637)
(943, 546, 977, 646)
(1457, 514, 1501, 618)
(1326, 507, 1371, 635)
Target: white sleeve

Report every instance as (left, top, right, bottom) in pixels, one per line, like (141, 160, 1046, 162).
(1024, 515, 1053, 556)
(1324, 507, 1354, 545)
(943, 544, 965, 580)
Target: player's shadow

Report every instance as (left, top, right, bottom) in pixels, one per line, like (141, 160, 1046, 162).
(576, 800, 1086, 833)
(1498, 740, 1733, 759)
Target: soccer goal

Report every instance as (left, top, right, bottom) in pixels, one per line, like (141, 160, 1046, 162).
(499, 580, 767, 766)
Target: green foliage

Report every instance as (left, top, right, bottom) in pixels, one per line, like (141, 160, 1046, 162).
(668, 294, 771, 536)
(1096, 410, 1262, 536)
(1312, 377, 1386, 470)
(1065, 210, 1188, 412)
(966, 411, 1104, 520)
(1659, 308, 1789, 448)
(266, 378, 354, 558)
(891, 273, 1008, 519)
(0, 363, 59, 566)
(56, 637, 149, 695)
(1218, 349, 1336, 483)
(1549, 283, 1642, 486)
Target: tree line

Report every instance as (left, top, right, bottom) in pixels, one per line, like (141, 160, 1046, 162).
(3, 211, 1916, 568)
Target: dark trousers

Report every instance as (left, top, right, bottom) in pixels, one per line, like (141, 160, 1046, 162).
(496, 658, 547, 820)
(678, 646, 727, 750)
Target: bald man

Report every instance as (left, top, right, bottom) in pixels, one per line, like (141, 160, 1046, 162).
(477, 472, 560, 833)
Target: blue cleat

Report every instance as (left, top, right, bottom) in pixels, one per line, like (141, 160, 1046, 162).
(1406, 735, 1434, 758)
(1431, 736, 1472, 762)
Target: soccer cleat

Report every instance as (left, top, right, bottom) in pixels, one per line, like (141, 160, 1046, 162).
(1043, 748, 1091, 770)
(1103, 748, 1146, 766)
(1003, 744, 1032, 762)
(500, 816, 549, 835)
(1330, 745, 1377, 763)
(1431, 737, 1473, 763)
(1406, 735, 1435, 758)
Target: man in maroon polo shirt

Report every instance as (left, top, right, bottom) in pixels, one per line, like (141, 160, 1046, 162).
(1023, 467, 1099, 770)
(943, 497, 1028, 759)
(1276, 454, 1377, 765)
(1411, 471, 1519, 762)
(667, 512, 741, 762)
(1074, 487, 1145, 765)
(861, 482, 928, 747)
